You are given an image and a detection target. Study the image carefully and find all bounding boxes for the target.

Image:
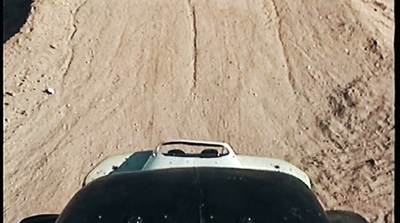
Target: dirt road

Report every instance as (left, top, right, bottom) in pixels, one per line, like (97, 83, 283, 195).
(3, 0, 394, 222)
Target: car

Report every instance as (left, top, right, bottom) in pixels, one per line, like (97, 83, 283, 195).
(20, 140, 369, 223)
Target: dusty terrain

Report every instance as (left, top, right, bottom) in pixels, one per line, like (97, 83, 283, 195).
(3, 0, 394, 222)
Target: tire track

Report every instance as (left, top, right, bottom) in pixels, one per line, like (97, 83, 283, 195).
(269, 0, 296, 94)
(60, 0, 89, 93)
(187, 0, 198, 91)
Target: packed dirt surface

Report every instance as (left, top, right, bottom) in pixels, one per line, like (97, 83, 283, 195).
(3, 0, 394, 222)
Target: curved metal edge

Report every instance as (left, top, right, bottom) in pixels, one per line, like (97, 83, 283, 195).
(82, 153, 132, 187)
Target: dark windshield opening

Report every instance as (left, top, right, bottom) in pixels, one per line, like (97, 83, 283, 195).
(163, 148, 224, 158)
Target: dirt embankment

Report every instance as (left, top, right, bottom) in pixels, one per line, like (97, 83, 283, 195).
(3, 0, 394, 222)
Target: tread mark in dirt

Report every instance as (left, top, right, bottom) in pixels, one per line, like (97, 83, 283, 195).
(188, 0, 198, 91)
(269, 0, 295, 94)
(61, 0, 89, 92)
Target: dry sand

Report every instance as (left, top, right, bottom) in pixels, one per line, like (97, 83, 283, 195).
(3, 0, 394, 222)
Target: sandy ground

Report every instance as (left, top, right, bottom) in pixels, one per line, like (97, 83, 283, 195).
(3, 0, 394, 222)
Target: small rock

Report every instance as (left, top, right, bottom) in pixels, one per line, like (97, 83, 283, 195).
(5, 91, 15, 96)
(307, 65, 311, 70)
(365, 159, 376, 167)
(66, 104, 71, 108)
(45, 88, 55, 95)
(375, 62, 380, 68)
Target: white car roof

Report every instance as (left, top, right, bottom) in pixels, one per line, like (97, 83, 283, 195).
(83, 140, 312, 189)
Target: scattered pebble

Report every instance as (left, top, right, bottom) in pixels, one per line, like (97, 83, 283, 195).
(62, 124, 69, 130)
(45, 88, 55, 95)
(375, 62, 380, 68)
(307, 65, 311, 70)
(5, 91, 15, 96)
(365, 159, 376, 167)
(66, 104, 71, 108)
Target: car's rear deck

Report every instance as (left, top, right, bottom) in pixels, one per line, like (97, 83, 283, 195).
(58, 168, 329, 223)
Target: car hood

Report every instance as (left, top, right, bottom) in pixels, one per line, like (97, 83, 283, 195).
(56, 168, 329, 223)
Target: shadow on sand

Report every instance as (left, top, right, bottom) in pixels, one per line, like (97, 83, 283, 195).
(3, 0, 34, 43)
